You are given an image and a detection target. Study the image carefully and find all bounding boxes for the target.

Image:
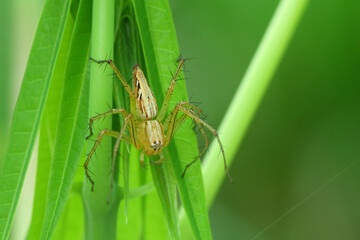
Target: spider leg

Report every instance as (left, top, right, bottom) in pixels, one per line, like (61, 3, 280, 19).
(156, 58, 185, 122)
(181, 120, 209, 178)
(150, 152, 165, 165)
(111, 114, 133, 189)
(89, 58, 137, 113)
(107, 114, 134, 203)
(165, 103, 233, 183)
(89, 58, 133, 96)
(84, 129, 131, 191)
(140, 151, 145, 167)
(163, 110, 183, 130)
(163, 101, 202, 130)
(87, 108, 128, 140)
(164, 106, 209, 177)
(164, 102, 202, 145)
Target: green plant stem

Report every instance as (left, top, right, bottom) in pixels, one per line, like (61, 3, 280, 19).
(179, 0, 309, 236)
(82, 0, 118, 239)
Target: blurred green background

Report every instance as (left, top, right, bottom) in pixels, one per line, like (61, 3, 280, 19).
(172, 0, 360, 239)
(2, 0, 360, 239)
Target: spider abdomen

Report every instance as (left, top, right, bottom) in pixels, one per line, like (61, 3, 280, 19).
(133, 64, 158, 120)
(137, 120, 164, 155)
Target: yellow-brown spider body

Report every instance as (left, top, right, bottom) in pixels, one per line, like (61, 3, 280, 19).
(132, 64, 158, 120)
(137, 120, 164, 156)
(84, 58, 232, 191)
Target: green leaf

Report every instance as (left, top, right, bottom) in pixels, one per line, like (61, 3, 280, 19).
(53, 167, 84, 239)
(52, 191, 83, 239)
(114, 2, 149, 238)
(113, 0, 139, 225)
(39, 0, 91, 238)
(127, 182, 155, 199)
(133, 0, 212, 239)
(143, 170, 169, 240)
(102, 1, 184, 238)
(150, 152, 179, 240)
(81, 0, 118, 239)
(116, 148, 144, 240)
(26, 8, 76, 240)
(202, 0, 310, 208)
(0, 0, 71, 238)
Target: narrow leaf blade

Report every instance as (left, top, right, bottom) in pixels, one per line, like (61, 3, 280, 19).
(150, 152, 179, 240)
(27, 10, 76, 240)
(133, 0, 212, 239)
(0, 0, 71, 238)
(40, 0, 92, 237)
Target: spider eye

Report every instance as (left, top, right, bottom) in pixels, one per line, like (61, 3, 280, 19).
(153, 141, 156, 144)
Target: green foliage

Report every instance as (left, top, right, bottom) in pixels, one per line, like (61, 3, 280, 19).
(0, 0, 312, 239)
(132, 1, 212, 239)
(1, 0, 214, 239)
(27, 3, 76, 238)
(0, 0, 71, 238)
(40, 0, 91, 238)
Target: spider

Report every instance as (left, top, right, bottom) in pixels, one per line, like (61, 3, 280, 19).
(84, 57, 232, 191)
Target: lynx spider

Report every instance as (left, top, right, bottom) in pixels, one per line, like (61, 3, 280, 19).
(84, 57, 232, 191)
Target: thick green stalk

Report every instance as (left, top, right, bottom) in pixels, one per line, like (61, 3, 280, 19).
(179, 0, 309, 236)
(82, 0, 118, 239)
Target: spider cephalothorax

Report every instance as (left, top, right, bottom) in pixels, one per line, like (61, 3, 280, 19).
(84, 58, 232, 191)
